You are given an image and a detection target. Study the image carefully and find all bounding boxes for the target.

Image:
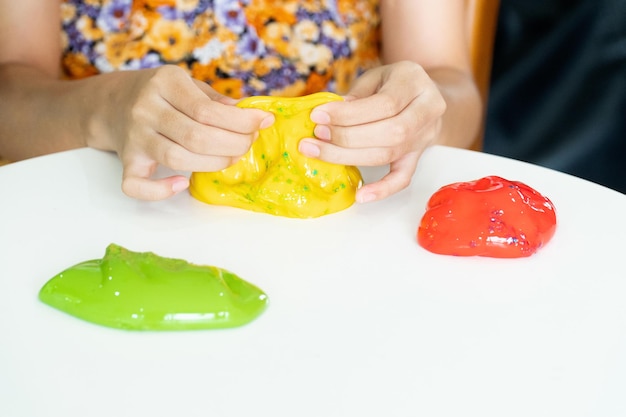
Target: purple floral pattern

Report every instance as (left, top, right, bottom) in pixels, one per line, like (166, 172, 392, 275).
(60, 0, 380, 97)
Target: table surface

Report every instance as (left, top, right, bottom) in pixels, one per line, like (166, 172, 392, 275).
(1, 146, 625, 417)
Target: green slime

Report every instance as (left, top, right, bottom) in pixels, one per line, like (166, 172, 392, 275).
(38, 244, 269, 330)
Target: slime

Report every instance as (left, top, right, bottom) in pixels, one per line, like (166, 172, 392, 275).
(190, 92, 362, 218)
(417, 176, 557, 258)
(38, 244, 268, 330)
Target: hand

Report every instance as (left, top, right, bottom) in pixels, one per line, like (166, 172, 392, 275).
(298, 61, 446, 203)
(85, 65, 274, 200)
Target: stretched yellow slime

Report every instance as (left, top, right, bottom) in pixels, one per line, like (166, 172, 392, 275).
(190, 92, 363, 218)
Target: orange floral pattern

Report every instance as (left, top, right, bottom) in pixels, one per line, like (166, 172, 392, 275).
(61, 0, 380, 97)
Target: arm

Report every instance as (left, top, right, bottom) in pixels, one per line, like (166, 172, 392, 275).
(0, 1, 273, 200)
(298, 1, 482, 202)
(0, 0, 72, 156)
(380, 0, 482, 149)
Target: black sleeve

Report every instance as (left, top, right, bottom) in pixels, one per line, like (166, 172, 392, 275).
(483, 0, 626, 193)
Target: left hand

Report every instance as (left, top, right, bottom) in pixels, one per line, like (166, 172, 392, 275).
(298, 61, 446, 203)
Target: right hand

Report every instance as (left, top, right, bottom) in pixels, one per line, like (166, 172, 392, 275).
(84, 65, 274, 200)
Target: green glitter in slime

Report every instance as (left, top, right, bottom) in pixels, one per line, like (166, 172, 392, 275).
(38, 244, 269, 330)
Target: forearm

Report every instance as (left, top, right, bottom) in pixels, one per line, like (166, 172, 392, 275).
(0, 64, 87, 161)
(379, 2, 481, 150)
(428, 66, 482, 150)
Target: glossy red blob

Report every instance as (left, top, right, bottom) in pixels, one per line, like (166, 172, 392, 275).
(417, 176, 557, 258)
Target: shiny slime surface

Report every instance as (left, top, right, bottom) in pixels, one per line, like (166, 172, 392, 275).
(417, 176, 557, 258)
(190, 92, 362, 218)
(38, 244, 268, 330)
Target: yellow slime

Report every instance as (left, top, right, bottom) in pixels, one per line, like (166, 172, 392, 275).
(189, 92, 362, 218)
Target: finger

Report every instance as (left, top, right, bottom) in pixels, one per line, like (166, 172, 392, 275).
(313, 90, 445, 151)
(164, 76, 272, 133)
(142, 132, 235, 172)
(311, 92, 414, 129)
(122, 175, 190, 201)
(312, 99, 427, 149)
(347, 61, 428, 102)
(299, 138, 401, 166)
(147, 94, 274, 156)
(121, 157, 190, 201)
(154, 107, 261, 157)
(147, 71, 273, 156)
(311, 63, 427, 127)
(121, 131, 240, 200)
(355, 151, 420, 203)
(172, 96, 272, 134)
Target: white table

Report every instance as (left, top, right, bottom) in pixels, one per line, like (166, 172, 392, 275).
(1, 146, 625, 417)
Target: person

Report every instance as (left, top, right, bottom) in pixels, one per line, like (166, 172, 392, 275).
(0, 1, 482, 201)
(483, 0, 626, 194)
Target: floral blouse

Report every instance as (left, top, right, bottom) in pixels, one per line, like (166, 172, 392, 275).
(60, 0, 381, 98)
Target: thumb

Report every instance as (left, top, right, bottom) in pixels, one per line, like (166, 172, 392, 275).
(121, 158, 189, 201)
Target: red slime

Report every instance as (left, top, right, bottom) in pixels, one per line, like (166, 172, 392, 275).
(417, 176, 557, 258)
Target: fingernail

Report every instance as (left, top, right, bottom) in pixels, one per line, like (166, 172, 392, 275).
(172, 179, 189, 194)
(299, 140, 321, 157)
(310, 109, 330, 124)
(357, 192, 376, 203)
(314, 125, 331, 141)
(260, 115, 275, 129)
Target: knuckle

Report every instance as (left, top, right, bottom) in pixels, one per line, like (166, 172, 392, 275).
(397, 60, 421, 72)
(161, 146, 185, 169)
(120, 177, 136, 198)
(146, 65, 188, 99)
(144, 68, 169, 92)
(432, 94, 447, 116)
(387, 123, 410, 144)
(377, 93, 402, 117)
(391, 60, 427, 84)
(129, 97, 149, 123)
(395, 175, 412, 191)
(152, 65, 181, 82)
(189, 101, 212, 123)
(179, 128, 205, 153)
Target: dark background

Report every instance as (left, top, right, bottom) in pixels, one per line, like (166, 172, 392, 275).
(484, 0, 626, 193)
